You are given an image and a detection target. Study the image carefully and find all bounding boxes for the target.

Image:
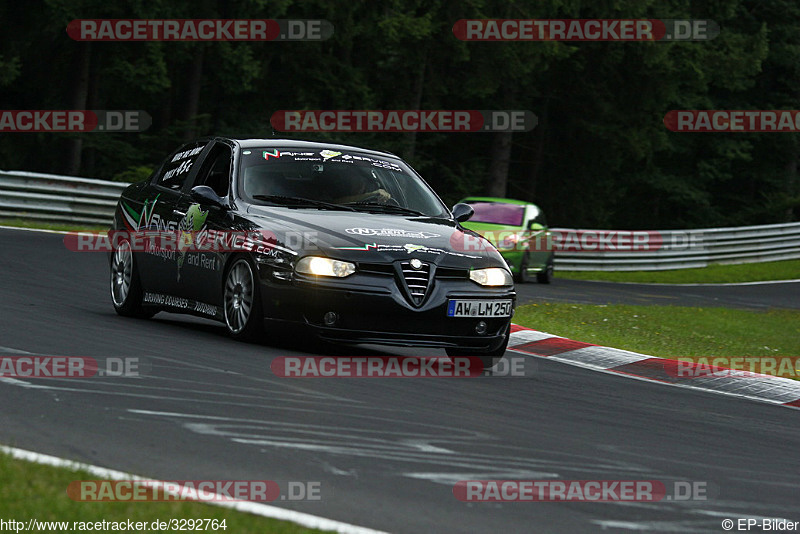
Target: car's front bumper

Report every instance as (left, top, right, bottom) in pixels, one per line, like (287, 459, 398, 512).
(257, 266, 515, 350)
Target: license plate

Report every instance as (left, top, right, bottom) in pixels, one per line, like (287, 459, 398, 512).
(447, 299, 512, 318)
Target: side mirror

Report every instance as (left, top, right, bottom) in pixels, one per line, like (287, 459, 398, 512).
(451, 203, 474, 223)
(191, 185, 227, 209)
(529, 222, 545, 231)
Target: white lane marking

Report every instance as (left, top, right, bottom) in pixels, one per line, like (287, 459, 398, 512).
(0, 225, 71, 235)
(127, 409, 416, 425)
(146, 355, 245, 375)
(227, 437, 567, 481)
(580, 278, 800, 287)
(141, 355, 362, 403)
(130, 410, 500, 448)
(692, 510, 763, 518)
(401, 440, 454, 454)
(133, 408, 681, 495)
(136, 410, 642, 476)
(591, 519, 707, 531)
(321, 463, 358, 477)
(1, 354, 357, 404)
(0, 444, 389, 534)
(0, 377, 35, 387)
(0, 381, 345, 408)
(117, 374, 349, 401)
(14, 377, 341, 402)
(403, 471, 557, 486)
(0, 346, 37, 354)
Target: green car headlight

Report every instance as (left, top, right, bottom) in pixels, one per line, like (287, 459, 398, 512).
(498, 233, 522, 249)
(296, 256, 356, 278)
(469, 267, 513, 287)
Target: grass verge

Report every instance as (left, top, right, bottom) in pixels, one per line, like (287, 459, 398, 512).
(556, 259, 800, 284)
(0, 451, 326, 533)
(513, 302, 800, 361)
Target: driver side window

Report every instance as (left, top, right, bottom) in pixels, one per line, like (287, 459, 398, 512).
(156, 141, 206, 191)
(193, 144, 232, 198)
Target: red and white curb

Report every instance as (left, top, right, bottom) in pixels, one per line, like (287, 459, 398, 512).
(507, 324, 800, 409)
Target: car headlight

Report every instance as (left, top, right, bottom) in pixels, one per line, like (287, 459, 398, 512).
(296, 256, 356, 278)
(469, 267, 513, 286)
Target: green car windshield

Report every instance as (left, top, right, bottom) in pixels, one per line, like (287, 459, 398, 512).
(467, 202, 526, 226)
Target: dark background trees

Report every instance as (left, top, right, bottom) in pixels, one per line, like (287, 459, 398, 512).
(1, 0, 798, 228)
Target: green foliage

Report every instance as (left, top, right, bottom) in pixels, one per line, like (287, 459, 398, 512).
(111, 165, 154, 183)
(0, 55, 21, 86)
(1, 0, 798, 227)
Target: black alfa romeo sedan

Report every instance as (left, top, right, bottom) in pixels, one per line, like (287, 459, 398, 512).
(109, 138, 515, 368)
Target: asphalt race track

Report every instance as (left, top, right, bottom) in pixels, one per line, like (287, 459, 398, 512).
(1, 227, 799, 533)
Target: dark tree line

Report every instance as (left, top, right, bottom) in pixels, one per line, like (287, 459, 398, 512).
(1, 0, 799, 229)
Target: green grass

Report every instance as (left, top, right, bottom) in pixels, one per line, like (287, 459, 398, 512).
(0, 451, 325, 534)
(0, 218, 109, 233)
(513, 302, 800, 360)
(556, 259, 800, 284)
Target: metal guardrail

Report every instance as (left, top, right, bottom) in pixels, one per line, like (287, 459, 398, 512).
(551, 224, 800, 271)
(0, 170, 797, 270)
(0, 170, 127, 225)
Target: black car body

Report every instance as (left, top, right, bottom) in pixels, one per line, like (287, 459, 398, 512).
(109, 138, 516, 366)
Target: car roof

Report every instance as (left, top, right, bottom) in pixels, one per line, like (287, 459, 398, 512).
(460, 196, 534, 206)
(202, 137, 400, 160)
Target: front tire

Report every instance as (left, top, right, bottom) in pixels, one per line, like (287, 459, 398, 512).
(110, 239, 155, 318)
(514, 253, 532, 284)
(446, 324, 511, 370)
(537, 257, 554, 284)
(224, 256, 264, 341)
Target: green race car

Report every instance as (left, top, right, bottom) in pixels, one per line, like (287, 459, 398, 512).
(459, 197, 554, 284)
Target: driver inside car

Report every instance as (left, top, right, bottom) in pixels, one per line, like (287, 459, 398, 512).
(335, 182, 391, 204)
(321, 166, 392, 204)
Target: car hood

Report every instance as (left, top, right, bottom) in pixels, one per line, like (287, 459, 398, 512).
(245, 206, 504, 268)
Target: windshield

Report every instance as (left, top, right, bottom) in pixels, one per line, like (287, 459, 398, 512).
(238, 148, 448, 217)
(467, 202, 526, 226)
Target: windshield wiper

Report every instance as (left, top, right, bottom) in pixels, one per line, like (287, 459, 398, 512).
(345, 202, 426, 216)
(252, 195, 356, 211)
